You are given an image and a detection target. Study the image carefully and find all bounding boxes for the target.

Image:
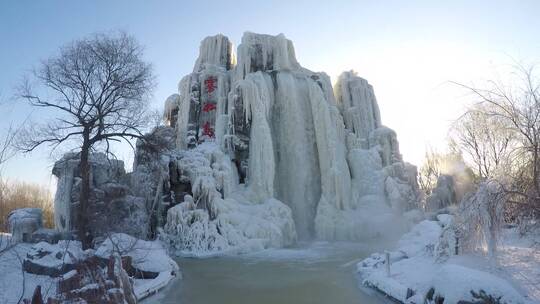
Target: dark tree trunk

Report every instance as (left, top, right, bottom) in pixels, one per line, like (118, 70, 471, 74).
(533, 144, 540, 198)
(78, 128, 92, 250)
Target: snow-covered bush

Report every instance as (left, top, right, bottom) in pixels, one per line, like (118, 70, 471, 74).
(434, 214, 457, 262)
(456, 180, 505, 257)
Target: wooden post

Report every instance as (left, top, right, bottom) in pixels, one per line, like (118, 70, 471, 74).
(31, 285, 43, 304)
(385, 251, 391, 277)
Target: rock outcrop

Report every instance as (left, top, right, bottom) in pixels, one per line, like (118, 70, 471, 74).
(426, 175, 457, 211)
(52, 153, 149, 240)
(8, 208, 43, 242)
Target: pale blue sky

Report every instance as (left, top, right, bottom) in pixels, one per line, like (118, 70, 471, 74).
(1, 0, 539, 188)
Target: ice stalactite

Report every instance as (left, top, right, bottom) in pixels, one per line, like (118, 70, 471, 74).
(233, 72, 276, 200)
(175, 75, 194, 149)
(272, 72, 322, 239)
(50, 32, 424, 251)
(163, 94, 180, 127)
(52, 154, 79, 232)
(307, 76, 352, 210)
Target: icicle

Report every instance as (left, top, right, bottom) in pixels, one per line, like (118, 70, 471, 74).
(236, 72, 275, 200)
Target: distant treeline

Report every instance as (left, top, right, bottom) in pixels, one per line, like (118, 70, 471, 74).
(0, 179, 54, 232)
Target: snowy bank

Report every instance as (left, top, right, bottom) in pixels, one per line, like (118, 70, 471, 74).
(95, 233, 180, 300)
(357, 216, 533, 303)
(0, 234, 180, 303)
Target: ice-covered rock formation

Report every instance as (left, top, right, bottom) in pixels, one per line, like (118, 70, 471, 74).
(52, 153, 149, 239)
(156, 32, 420, 253)
(50, 32, 420, 257)
(8, 208, 43, 242)
(426, 174, 457, 211)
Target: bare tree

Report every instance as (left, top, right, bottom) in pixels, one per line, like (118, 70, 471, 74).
(418, 147, 442, 196)
(0, 96, 18, 170)
(453, 63, 540, 222)
(18, 32, 155, 249)
(451, 103, 516, 179)
(0, 125, 17, 172)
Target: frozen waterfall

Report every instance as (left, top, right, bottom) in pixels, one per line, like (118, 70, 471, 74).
(158, 32, 420, 255)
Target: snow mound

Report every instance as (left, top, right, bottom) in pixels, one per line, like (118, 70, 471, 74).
(432, 264, 526, 303)
(397, 220, 441, 257)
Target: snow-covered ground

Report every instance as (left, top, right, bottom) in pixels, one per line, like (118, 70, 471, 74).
(96, 233, 180, 300)
(357, 217, 540, 303)
(498, 229, 540, 301)
(0, 233, 180, 303)
(0, 242, 58, 303)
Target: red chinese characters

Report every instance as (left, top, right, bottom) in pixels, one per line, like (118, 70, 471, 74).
(204, 77, 217, 94)
(202, 103, 217, 112)
(202, 122, 214, 138)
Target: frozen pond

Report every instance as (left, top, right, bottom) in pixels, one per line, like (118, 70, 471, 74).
(146, 241, 394, 304)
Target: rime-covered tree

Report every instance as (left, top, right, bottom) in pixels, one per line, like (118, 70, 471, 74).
(451, 103, 516, 180)
(18, 32, 155, 249)
(453, 64, 540, 223)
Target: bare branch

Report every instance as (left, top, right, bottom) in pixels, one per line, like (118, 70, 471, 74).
(18, 31, 155, 249)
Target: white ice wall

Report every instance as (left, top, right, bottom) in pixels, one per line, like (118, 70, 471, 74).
(164, 32, 420, 245)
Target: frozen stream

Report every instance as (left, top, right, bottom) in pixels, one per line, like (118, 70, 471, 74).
(146, 241, 394, 304)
